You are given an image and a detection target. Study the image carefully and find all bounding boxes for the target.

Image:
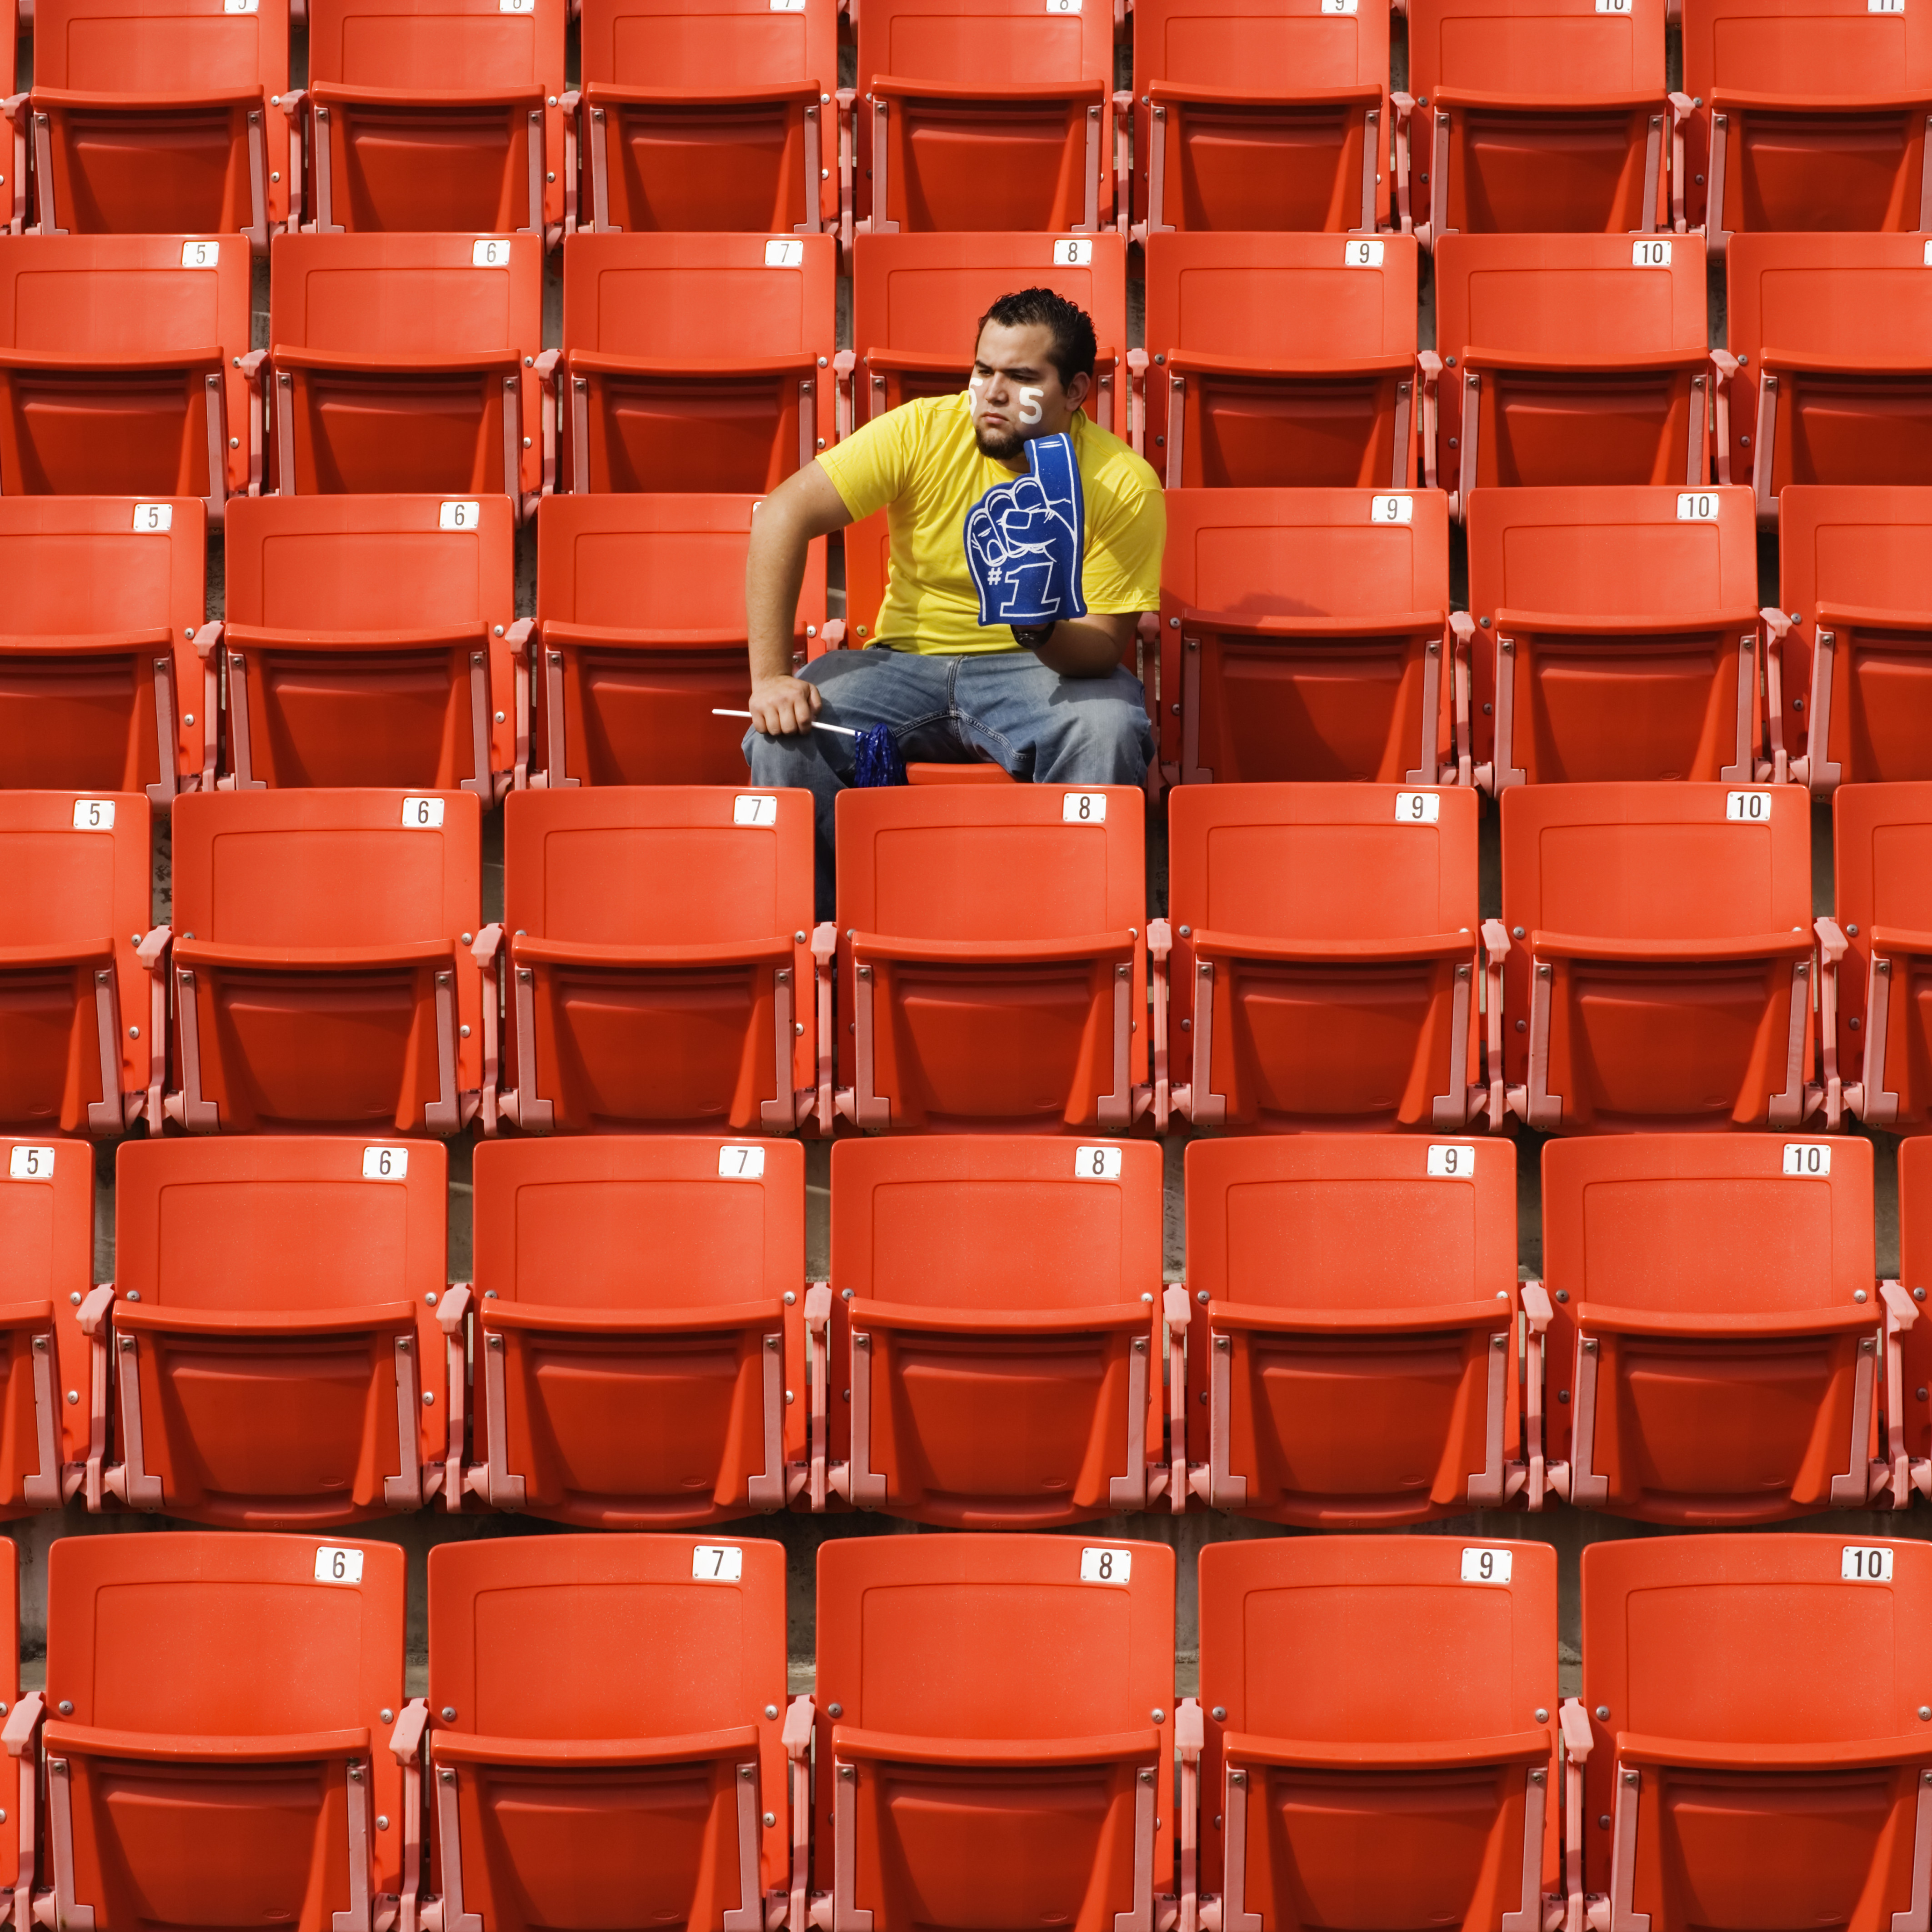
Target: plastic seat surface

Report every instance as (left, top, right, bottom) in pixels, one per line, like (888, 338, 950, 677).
(168, 788, 484, 1135)
(1575, 1535, 1932, 1930)
(1184, 1135, 1522, 1524)
(1903, 1141, 1932, 1482)
(1157, 486, 1453, 786)
(1195, 1537, 1558, 1927)
(1165, 782, 1486, 1132)
(426, 1534, 796, 1932)
(466, 1138, 808, 1524)
(39, 1532, 407, 1932)
(1497, 781, 1815, 1131)
(0, 496, 206, 797)
(1142, 231, 1420, 491)
(493, 786, 815, 1134)
(1464, 483, 1761, 787)
(109, 1136, 449, 1525)
(813, 1533, 1176, 1929)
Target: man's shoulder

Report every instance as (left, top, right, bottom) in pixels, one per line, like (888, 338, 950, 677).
(1076, 415, 1161, 505)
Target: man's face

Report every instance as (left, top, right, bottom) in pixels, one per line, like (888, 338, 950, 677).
(968, 320, 1091, 461)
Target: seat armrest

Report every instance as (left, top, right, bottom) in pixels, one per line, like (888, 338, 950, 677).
(389, 1699, 429, 1762)
(1148, 918, 1171, 1133)
(801, 1284, 831, 1510)
(785, 1694, 814, 1932)
(3, 1692, 42, 1761)
(1816, 916, 1848, 1127)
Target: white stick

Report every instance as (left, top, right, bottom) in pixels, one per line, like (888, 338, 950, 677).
(712, 707, 859, 738)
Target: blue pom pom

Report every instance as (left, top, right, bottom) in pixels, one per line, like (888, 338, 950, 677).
(851, 722, 906, 788)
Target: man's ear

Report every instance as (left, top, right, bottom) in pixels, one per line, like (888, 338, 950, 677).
(1064, 370, 1093, 413)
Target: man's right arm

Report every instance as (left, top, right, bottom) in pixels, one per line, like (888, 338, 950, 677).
(745, 461, 856, 736)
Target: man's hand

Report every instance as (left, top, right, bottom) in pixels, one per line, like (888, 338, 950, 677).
(749, 673, 823, 737)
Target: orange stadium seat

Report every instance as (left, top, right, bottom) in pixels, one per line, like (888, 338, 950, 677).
(107, 1136, 453, 1523)
(425, 1536, 808, 1932)
(0, 1543, 20, 1910)
(1772, 488, 1932, 794)
(1157, 486, 1454, 787)
(572, 0, 838, 236)
(1130, 0, 1391, 238)
(266, 230, 546, 512)
(526, 493, 827, 787)
(827, 785, 1153, 1134)
(1902, 1140, 1932, 1497)
(1431, 234, 1714, 518)
(1191, 1538, 1559, 1930)
(1723, 234, 1932, 526)
(811, 1534, 1177, 1931)
(484, 786, 816, 1134)
(0, 1138, 101, 1515)
(1400, 0, 1677, 246)
(465, 1139, 809, 1522)
(299, 0, 565, 235)
(1498, 781, 1818, 1131)
(558, 230, 836, 496)
(1682, 0, 1932, 256)
(0, 233, 254, 514)
(0, 791, 165, 1138)
(1820, 782, 1932, 1136)
(1183, 1135, 1525, 1522)
(0, 496, 207, 799)
(167, 788, 484, 1135)
(1162, 783, 1493, 1133)
(1539, 1134, 1883, 1521)
(1569, 1536, 1932, 1932)
(18, 0, 289, 247)
(852, 0, 1117, 235)
(25, 1533, 413, 1932)
(1142, 231, 1421, 491)
(1464, 483, 1762, 788)
(817, 1137, 1181, 1523)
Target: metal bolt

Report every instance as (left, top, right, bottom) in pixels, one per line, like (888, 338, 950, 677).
(423, 1391, 435, 1405)
(1600, 1815, 1611, 1829)
(1597, 1707, 1609, 1720)
(381, 1710, 394, 1724)
(69, 1294, 80, 1306)
(766, 1705, 779, 1719)
(442, 1707, 456, 1721)
(1151, 1709, 1165, 1723)
(740, 1766, 754, 1782)
(1555, 1291, 1568, 1303)
(1211, 1706, 1226, 1720)
(1857, 1289, 1868, 1302)
(58, 1702, 72, 1716)
(1197, 1289, 1209, 1304)
(764, 1812, 776, 1827)
(1536, 1709, 1548, 1722)
(65, 1392, 76, 1406)
(377, 1816, 390, 1830)
(827, 1704, 842, 1718)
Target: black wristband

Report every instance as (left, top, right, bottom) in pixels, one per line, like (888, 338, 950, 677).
(1011, 622, 1056, 647)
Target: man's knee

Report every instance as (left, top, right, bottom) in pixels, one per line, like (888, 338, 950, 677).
(744, 725, 831, 788)
(1040, 682, 1152, 782)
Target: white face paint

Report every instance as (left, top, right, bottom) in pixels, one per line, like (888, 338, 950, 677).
(1017, 385, 1046, 425)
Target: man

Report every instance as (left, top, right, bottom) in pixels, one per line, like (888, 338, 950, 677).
(742, 286, 1165, 914)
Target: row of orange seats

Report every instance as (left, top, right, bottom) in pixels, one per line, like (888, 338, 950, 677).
(0, 1528, 1924, 1929)
(4, 1121, 1929, 1527)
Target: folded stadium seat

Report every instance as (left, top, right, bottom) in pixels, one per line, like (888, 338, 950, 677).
(1567, 1536, 1932, 1932)
(811, 1534, 1177, 1931)
(571, 0, 838, 236)
(1903, 1139, 1932, 1492)
(484, 787, 817, 1134)
(1431, 233, 1715, 521)
(842, 230, 1129, 647)
(266, 230, 546, 516)
(1129, 0, 1391, 240)
(425, 1536, 809, 1932)
(1772, 488, 1932, 795)
(107, 1136, 454, 1523)
(15, 0, 288, 249)
(1464, 484, 1762, 789)
(1190, 1538, 1559, 1930)
(1682, 0, 1932, 259)
(167, 788, 484, 1134)
(814, 1137, 1181, 1523)
(1162, 783, 1496, 1133)
(219, 494, 516, 794)
(1184, 1135, 1527, 1522)
(1157, 486, 1455, 788)
(296, 0, 565, 237)
(465, 1139, 810, 1521)
(1399, 0, 1680, 248)
(23, 1532, 415, 1932)
(1498, 782, 1818, 1131)
(0, 233, 254, 515)
(1724, 235, 1932, 529)
(0, 1544, 20, 1909)
(1141, 231, 1421, 491)
(1818, 782, 1932, 1136)
(0, 496, 207, 798)
(826, 785, 1154, 1133)
(0, 791, 166, 1138)
(1539, 1133, 1886, 1521)
(851, 0, 1118, 235)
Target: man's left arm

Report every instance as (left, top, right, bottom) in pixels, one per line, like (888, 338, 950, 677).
(1026, 611, 1136, 679)
(1025, 450, 1164, 679)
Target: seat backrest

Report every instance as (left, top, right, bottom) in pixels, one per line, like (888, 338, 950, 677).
(0, 497, 205, 640)
(1, 1136, 91, 1309)
(1905, 1139, 1932, 1312)
(0, 231, 250, 361)
(170, 788, 480, 950)
(1133, 0, 1386, 97)
(1782, 486, 1932, 625)
(1407, 0, 1665, 100)
(471, 1137, 804, 1315)
(831, 1137, 1161, 1312)
(1185, 1133, 1514, 1312)
(1729, 233, 1932, 370)
(307, 0, 565, 90)
(580, 0, 835, 89)
(1831, 779, 1932, 1032)
(33, 0, 287, 96)
(856, 0, 1110, 90)
(1683, 0, 1932, 110)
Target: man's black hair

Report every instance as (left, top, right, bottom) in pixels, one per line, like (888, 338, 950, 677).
(976, 287, 1098, 388)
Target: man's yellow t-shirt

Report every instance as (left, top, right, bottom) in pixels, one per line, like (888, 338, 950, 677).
(816, 391, 1165, 656)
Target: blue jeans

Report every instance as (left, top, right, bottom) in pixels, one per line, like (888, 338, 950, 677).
(743, 646, 1154, 917)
